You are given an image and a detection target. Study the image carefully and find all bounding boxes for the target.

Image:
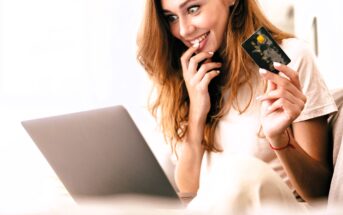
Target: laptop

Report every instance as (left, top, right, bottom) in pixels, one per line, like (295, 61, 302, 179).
(21, 105, 181, 204)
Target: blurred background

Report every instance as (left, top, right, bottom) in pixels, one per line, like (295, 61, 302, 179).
(0, 0, 342, 213)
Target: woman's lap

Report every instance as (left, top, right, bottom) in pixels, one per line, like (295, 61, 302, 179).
(187, 155, 307, 214)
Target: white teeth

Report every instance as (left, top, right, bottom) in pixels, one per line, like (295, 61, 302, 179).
(190, 33, 208, 45)
(193, 41, 200, 48)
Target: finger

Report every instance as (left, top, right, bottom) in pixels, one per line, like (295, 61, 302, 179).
(180, 45, 200, 72)
(273, 62, 302, 90)
(265, 98, 302, 120)
(199, 70, 220, 89)
(258, 75, 306, 106)
(187, 52, 215, 76)
(267, 80, 276, 92)
(260, 69, 276, 92)
(260, 68, 303, 99)
(258, 88, 306, 108)
(193, 62, 222, 83)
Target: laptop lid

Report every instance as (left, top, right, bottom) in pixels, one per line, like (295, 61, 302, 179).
(21, 105, 179, 201)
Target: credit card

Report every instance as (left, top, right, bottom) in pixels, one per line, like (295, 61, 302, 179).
(241, 27, 291, 74)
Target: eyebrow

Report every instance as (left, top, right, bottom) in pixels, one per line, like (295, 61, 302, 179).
(162, 0, 197, 14)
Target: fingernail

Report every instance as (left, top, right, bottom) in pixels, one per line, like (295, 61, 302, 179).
(273, 62, 281, 67)
(259, 68, 267, 75)
(208, 51, 214, 55)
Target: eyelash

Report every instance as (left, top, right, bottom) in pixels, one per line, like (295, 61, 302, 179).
(165, 5, 201, 24)
(187, 5, 200, 14)
(166, 15, 178, 23)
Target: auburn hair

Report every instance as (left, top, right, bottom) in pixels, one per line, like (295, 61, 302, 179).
(137, 0, 293, 153)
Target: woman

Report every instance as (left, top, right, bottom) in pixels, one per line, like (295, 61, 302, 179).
(137, 0, 337, 210)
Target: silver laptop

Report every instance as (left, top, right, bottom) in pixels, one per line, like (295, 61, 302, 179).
(21, 105, 180, 202)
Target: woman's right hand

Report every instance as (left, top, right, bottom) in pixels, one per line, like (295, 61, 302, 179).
(180, 45, 222, 123)
(176, 45, 221, 194)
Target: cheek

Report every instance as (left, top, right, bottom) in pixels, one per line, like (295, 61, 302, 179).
(197, 11, 223, 31)
(210, 13, 228, 38)
(169, 25, 181, 40)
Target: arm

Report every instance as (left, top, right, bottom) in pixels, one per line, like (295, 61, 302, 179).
(175, 114, 205, 193)
(259, 62, 333, 202)
(273, 117, 332, 201)
(174, 45, 221, 194)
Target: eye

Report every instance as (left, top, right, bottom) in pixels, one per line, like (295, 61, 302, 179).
(165, 14, 178, 23)
(187, 5, 200, 14)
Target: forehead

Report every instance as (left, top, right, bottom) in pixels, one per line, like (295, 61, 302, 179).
(161, 0, 197, 11)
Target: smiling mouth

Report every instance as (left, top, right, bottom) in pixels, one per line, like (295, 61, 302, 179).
(190, 32, 210, 46)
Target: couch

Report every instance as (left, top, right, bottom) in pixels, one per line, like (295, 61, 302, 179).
(328, 88, 343, 207)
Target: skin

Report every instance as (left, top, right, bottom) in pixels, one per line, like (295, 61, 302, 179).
(162, 0, 230, 52)
(259, 64, 332, 201)
(161, 0, 332, 202)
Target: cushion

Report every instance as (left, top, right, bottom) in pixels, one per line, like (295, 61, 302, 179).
(328, 88, 343, 166)
(328, 88, 343, 206)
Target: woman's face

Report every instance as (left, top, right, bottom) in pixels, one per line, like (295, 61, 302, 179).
(161, 0, 234, 53)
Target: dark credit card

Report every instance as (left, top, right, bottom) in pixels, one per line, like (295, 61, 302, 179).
(241, 27, 291, 74)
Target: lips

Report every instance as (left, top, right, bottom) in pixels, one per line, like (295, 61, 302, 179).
(190, 32, 210, 46)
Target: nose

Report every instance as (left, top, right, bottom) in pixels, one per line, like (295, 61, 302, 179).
(179, 18, 195, 38)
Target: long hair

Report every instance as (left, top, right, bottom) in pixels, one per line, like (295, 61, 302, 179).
(137, 0, 293, 153)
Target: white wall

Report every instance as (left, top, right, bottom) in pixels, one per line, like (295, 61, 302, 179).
(260, 0, 342, 89)
(259, 0, 343, 89)
(259, 0, 295, 34)
(0, 0, 148, 113)
(294, 0, 343, 89)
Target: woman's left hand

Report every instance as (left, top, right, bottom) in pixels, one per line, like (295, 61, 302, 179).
(258, 62, 307, 145)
